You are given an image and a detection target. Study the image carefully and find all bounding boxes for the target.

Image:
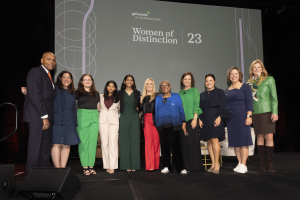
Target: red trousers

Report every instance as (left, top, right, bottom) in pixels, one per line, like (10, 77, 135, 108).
(143, 113, 160, 170)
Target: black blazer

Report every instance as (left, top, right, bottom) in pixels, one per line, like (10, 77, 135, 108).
(23, 66, 56, 123)
(118, 89, 140, 114)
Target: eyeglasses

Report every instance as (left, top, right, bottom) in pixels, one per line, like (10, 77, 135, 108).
(160, 84, 169, 88)
(83, 79, 92, 82)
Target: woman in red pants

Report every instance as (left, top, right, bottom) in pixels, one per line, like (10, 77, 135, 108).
(140, 78, 160, 171)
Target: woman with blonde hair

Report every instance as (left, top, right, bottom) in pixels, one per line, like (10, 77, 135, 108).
(140, 78, 160, 171)
(247, 59, 278, 173)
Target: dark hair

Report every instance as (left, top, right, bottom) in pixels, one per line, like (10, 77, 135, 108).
(227, 67, 243, 83)
(205, 74, 216, 81)
(77, 74, 98, 97)
(104, 80, 119, 103)
(180, 72, 195, 88)
(121, 74, 137, 95)
(55, 70, 75, 94)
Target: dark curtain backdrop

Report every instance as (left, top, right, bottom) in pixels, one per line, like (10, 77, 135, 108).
(0, 0, 298, 161)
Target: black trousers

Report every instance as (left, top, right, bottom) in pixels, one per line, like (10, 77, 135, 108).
(180, 119, 203, 171)
(26, 122, 53, 172)
(160, 127, 185, 173)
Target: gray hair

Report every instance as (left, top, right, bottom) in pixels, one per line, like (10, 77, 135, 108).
(159, 79, 171, 88)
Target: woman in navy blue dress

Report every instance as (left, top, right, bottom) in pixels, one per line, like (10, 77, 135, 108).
(51, 71, 81, 168)
(225, 67, 253, 174)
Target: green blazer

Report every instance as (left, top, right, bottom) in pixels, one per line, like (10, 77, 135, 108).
(252, 76, 278, 115)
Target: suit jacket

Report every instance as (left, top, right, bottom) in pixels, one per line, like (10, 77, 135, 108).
(118, 89, 140, 114)
(23, 66, 56, 123)
(99, 94, 120, 124)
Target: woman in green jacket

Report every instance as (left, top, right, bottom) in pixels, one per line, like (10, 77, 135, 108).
(179, 72, 203, 172)
(247, 59, 278, 173)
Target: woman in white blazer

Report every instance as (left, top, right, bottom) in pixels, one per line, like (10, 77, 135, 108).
(99, 80, 120, 174)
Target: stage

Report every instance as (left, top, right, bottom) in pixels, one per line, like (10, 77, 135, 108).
(9, 152, 300, 200)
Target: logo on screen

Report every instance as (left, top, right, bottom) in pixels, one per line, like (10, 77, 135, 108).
(132, 11, 149, 17)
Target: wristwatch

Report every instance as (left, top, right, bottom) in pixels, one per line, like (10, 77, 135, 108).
(247, 115, 252, 118)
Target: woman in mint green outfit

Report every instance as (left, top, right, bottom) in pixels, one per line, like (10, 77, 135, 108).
(247, 59, 278, 173)
(76, 74, 100, 175)
(179, 72, 203, 172)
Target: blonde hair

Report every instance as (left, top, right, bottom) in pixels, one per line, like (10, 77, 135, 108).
(248, 59, 268, 82)
(140, 78, 156, 103)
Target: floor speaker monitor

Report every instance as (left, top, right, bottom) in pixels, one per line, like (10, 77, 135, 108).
(19, 167, 81, 200)
(0, 164, 15, 200)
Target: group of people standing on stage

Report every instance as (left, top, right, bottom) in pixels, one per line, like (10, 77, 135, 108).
(22, 52, 278, 176)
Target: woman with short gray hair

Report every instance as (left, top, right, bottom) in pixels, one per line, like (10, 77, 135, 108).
(155, 80, 187, 174)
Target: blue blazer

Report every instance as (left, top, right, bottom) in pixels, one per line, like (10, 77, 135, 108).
(155, 93, 186, 131)
(23, 66, 56, 123)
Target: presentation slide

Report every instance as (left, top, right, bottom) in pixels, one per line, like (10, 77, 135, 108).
(55, 0, 263, 93)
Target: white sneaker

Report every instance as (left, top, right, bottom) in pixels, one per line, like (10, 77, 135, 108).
(236, 164, 248, 174)
(233, 162, 241, 172)
(180, 169, 187, 174)
(161, 167, 169, 174)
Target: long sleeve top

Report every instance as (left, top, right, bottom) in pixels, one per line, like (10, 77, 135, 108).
(179, 87, 202, 121)
(251, 76, 278, 115)
(155, 93, 186, 131)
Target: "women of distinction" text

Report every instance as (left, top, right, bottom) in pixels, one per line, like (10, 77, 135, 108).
(132, 28, 178, 44)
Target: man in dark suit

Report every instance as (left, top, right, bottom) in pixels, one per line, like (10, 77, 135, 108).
(23, 52, 57, 172)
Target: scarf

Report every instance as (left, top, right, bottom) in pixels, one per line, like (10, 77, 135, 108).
(247, 74, 263, 101)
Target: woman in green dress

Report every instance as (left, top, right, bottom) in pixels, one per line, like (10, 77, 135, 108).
(118, 75, 141, 171)
(179, 72, 203, 172)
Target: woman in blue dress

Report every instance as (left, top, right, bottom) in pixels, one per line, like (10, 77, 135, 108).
(225, 67, 253, 174)
(51, 71, 81, 168)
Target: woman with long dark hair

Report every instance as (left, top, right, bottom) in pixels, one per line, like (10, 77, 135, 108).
(52, 71, 81, 168)
(76, 74, 100, 175)
(99, 80, 120, 174)
(118, 74, 141, 171)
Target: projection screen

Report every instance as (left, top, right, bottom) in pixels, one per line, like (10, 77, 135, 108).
(55, 0, 263, 93)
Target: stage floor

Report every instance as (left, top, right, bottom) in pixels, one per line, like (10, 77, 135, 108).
(9, 152, 300, 200)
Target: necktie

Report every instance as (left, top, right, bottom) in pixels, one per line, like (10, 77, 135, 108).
(48, 72, 52, 82)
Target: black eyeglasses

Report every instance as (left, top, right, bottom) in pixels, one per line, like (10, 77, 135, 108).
(160, 84, 169, 88)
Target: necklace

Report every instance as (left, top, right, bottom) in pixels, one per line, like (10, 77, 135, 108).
(162, 93, 171, 98)
(230, 82, 241, 89)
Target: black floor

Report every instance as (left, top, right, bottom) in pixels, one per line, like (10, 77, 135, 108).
(8, 152, 300, 200)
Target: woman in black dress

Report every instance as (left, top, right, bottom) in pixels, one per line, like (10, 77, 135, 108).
(199, 74, 229, 174)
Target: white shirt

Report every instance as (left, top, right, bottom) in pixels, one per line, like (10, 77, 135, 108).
(40, 65, 55, 119)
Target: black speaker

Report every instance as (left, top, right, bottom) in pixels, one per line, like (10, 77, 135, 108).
(0, 164, 15, 200)
(19, 167, 81, 200)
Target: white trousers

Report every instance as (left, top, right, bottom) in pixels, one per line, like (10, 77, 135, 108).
(99, 121, 119, 169)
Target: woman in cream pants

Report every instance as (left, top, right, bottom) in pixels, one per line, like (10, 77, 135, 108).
(99, 80, 120, 174)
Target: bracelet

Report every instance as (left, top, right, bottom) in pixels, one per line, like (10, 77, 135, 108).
(193, 117, 197, 120)
(247, 115, 252, 118)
